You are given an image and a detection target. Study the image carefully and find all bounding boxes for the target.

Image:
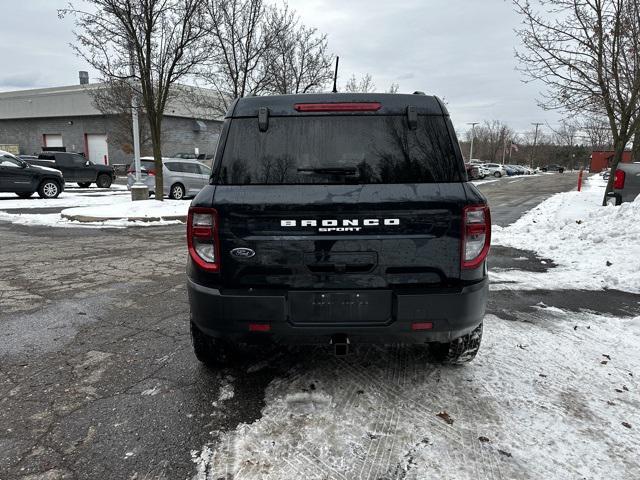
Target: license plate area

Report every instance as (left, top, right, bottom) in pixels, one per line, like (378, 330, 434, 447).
(288, 290, 392, 326)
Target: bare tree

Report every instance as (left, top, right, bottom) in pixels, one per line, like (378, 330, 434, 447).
(581, 115, 615, 150)
(550, 120, 579, 148)
(387, 83, 400, 94)
(633, 124, 640, 161)
(465, 120, 515, 162)
(61, 0, 209, 200)
(88, 79, 153, 157)
(514, 0, 640, 204)
(344, 73, 376, 93)
(202, 0, 288, 115)
(267, 16, 333, 94)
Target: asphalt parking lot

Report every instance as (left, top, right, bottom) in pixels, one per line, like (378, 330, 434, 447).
(1, 172, 638, 480)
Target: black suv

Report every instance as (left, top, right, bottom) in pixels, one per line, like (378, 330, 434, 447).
(0, 150, 65, 198)
(541, 164, 565, 173)
(187, 93, 491, 365)
(28, 152, 116, 188)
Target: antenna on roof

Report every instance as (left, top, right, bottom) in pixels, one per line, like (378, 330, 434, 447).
(332, 56, 339, 93)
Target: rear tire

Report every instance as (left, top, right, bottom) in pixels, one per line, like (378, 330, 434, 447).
(77, 182, 91, 188)
(428, 323, 483, 364)
(16, 192, 34, 198)
(494, 171, 502, 178)
(190, 321, 234, 367)
(96, 174, 112, 188)
(169, 183, 185, 200)
(38, 179, 61, 199)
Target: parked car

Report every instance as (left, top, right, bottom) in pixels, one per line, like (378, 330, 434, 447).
(465, 163, 480, 180)
(187, 93, 490, 366)
(503, 165, 518, 176)
(26, 152, 115, 188)
(607, 163, 640, 205)
(173, 153, 198, 159)
(470, 161, 490, 178)
(0, 150, 65, 198)
(541, 164, 565, 173)
(508, 165, 526, 175)
(126, 157, 211, 199)
(484, 163, 507, 177)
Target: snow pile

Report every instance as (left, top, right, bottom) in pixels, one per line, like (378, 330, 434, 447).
(61, 199, 188, 222)
(0, 189, 188, 227)
(492, 175, 640, 293)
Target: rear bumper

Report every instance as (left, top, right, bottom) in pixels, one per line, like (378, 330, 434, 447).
(188, 278, 488, 344)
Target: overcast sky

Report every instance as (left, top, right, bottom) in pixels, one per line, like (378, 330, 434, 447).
(1, 0, 562, 135)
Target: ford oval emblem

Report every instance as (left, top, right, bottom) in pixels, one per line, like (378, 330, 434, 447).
(230, 247, 256, 258)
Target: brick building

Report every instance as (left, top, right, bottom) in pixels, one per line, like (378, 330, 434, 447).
(0, 79, 222, 167)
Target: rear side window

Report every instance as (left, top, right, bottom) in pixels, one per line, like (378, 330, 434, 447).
(165, 162, 183, 172)
(182, 163, 200, 174)
(216, 115, 462, 185)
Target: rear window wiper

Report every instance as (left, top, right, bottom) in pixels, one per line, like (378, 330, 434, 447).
(297, 167, 358, 176)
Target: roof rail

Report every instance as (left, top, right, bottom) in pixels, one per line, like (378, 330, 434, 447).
(413, 91, 426, 95)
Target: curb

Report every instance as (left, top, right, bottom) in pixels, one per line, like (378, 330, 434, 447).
(60, 213, 187, 223)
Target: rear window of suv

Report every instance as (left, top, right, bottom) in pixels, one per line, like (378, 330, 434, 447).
(216, 115, 462, 185)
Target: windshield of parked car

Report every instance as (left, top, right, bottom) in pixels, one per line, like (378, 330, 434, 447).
(0, 153, 23, 168)
(216, 115, 463, 185)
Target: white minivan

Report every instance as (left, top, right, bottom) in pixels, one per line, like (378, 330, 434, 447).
(127, 157, 211, 199)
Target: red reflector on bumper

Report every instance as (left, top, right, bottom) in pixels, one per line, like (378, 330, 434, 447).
(249, 323, 271, 332)
(411, 322, 433, 331)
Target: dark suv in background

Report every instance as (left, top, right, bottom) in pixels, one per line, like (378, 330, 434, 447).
(0, 150, 64, 198)
(27, 152, 116, 188)
(187, 93, 491, 365)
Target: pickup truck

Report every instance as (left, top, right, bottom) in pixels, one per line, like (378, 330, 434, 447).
(186, 93, 491, 366)
(27, 152, 116, 188)
(607, 163, 640, 204)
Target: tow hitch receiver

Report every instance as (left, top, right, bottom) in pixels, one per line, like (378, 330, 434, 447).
(331, 334, 350, 357)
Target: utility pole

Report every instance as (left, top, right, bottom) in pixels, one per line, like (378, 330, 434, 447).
(129, 47, 149, 201)
(467, 122, 479, 161)
(530, 123, 543, 169)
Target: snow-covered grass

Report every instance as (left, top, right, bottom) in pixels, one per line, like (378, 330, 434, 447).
(0, 189, 130, 210)
(0, 188, 187, 227)
(492, 175, 640, 293)
(62, 199, 188, 222)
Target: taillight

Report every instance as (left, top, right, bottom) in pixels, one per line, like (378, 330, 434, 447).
(127, 168, 134, 174)
(147, 169, 156, 176)
(294, 102, 382, 112)
(462, 205, 491, 269)
(187, 207, 220, 272)
(614, 169, 625, 189)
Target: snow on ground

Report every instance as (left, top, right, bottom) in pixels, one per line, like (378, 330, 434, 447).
(491, 175, 640, 293)
(0, 189, 130, 210)
(192, 309, 639, 480)
(62, 199, 188, 221)
(0, 188, 187, 227)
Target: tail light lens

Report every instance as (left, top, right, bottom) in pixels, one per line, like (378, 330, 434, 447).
(614, 169, 625, 189)
(147, 169, 156, 176)
(462, 205, 491, 269)
(187, 207, 220, 272)
(127, 168, 135, 174)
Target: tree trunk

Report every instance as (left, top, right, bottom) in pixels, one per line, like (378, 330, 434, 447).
(602, 139, 626, 206)
(632, 124, 640, 162)
(150, 123, 164, 201)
